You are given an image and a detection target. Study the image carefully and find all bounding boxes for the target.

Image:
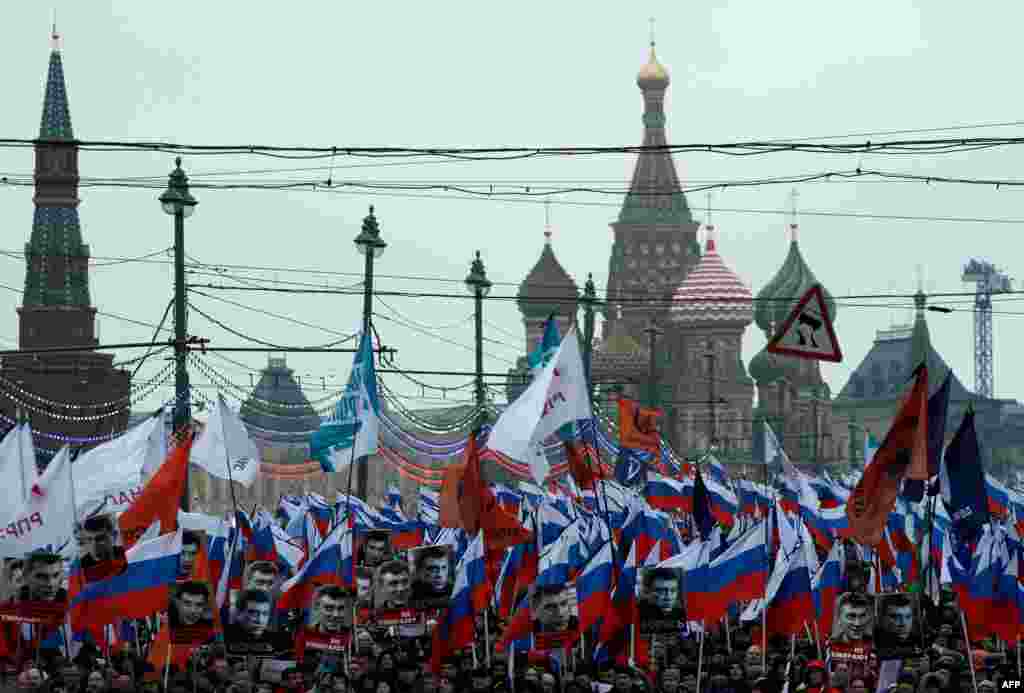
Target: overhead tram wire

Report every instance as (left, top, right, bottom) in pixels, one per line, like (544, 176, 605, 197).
(2, 133, 1024, 158)
(187, 301, 359, 350)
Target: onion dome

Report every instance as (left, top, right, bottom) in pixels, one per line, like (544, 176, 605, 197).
(749, 347, 794, 385)
(669, 227, 753, 325)
(753, 227, 836, 336)
(637, 41, 669, 89)
(517, 227, 578, 320)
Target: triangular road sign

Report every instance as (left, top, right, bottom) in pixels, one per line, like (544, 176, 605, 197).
(766, 284, 843, 363)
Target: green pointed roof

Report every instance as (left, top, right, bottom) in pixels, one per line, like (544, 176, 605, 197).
(39, 46, 73, 140)
(517, 237, 578, 319)
(240, 357, 322, 437)
(754, 237, 836, 335)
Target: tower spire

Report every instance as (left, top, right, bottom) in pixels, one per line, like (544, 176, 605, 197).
(788, 188, 799, 242)
(543, 199, 552, 244)
(705, 192, 716, 252)
(50, 11, 60, 51)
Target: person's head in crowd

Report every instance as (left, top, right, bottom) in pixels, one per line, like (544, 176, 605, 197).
(728, 662, 745, 683)
(109, 674, 132, 692)
(420, 677, 437, 693)
(23, 550, 64, 601)
(614, 670, 633, 693)
(79, 515, 117, 563)
(18, 666, 44, 691)
(440, 661, 458, 683)
(332, 674, 351, 693)
(956, 671, 974, 693)
(5, 558, 24, 598)
(234, 588, 272, 637)
(375, 681, 392, 693)
(280, 667, 304, 691)
(84, 670, 106, 693)
(805, 660, 826, 688)
(254, 682, 275, 693)
(750, 678, 770, 693)
(377, 651, 395, 675)
(660, 666, 681, 693)
(532, 583, 575, 631)
(179, 531, 201, 577)
(575, 673, 592, 692)
(363, 532, 390, 566)
(541, 672, 558, 693)
(414, 547, 451, 593)
(471, 669, 491, 692)
(524, 668, 541, 686)
(311, 584, 348, 633)
(376, 560, 411, 607)
(210, 658, 230, 683)
(356, 567, 373, 604)
(919, 674, 944, 693)
(243, 560, 278, 592)
(831, 661, 850, 689)
(396, 662, 418, 688)
(173, 581, 209, 626)
(438, 678, 455, 693)
(977, 681, 997, 693)
(681, 667, 699, 693)
(834, 592, 872, 640)
(848, 677, 869, 693)
(880, 594, 915, 641)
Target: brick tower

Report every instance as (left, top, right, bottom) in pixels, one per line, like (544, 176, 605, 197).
(0, 30, 131, 446)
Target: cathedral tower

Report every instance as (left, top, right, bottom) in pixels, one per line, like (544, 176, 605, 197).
(605, 39, 701, 345)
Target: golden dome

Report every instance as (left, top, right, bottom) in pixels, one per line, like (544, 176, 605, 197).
(637, 42, 669, 88)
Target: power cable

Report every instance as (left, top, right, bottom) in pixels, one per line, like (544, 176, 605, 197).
(187, 301, 358, 350)
(188, 288, 360, 340)
(371, 312, 518, 366)
(131, 297, 174, 379)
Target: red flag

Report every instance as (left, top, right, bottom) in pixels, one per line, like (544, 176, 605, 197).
(438, 459, 467, 529)
(846, 367, 928, 546)
(565, 441, 607, 490)
(118, 435, 192, 548)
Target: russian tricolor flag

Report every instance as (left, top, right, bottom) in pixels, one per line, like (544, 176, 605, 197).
(432, 531, 489, 673)
(701, 522, 768, 624)
(766, 545, 817, 637)
(70, 530, 182, 631)
(644, 473, 691, 513)
(812, 540, 845, 636)
(277, 523, 351, 612)
(576, 541, 613, 633)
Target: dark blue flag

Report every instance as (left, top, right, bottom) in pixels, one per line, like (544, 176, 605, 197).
(943, 409, 989, 539)
(692, 464, 715, 542)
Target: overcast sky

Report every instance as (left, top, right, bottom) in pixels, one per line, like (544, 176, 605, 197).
(2, 1, 1023, 423)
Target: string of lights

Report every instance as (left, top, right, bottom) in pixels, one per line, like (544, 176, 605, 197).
(188, 300, 358, 351)
(0, 368, 174, 422)
(0, 361, 174, 411)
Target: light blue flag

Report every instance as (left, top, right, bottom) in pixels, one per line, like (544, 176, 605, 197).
(310, 332, 380, 472)
(526, 315, 560, 374)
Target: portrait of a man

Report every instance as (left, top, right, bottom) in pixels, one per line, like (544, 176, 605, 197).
(19, 551, 65, 604)
(875, 593, 921, 655)
(169, 581, 213, 629)
(530, 583, 578, 634)
(226, 589, 285, 655)
(355, 567, 374, 609)
(638, 568, 685, 632)
(830, 592, 873, 644)
(242, 561, 278, 593)
(309, 584, 350, 634)
(177, 531, 202, 581)
(78, 515, 127, 582)
(374, 560, 411, 609)
(409, 546, 452, 607)
(359, 531, 391, 568)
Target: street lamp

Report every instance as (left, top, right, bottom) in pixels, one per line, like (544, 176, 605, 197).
(160, 157, 197, 511)
(353, 206, 385, 500)
(465, 251, 492, 417)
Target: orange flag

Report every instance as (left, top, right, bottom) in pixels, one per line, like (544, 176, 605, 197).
(847, 366, 928, 546)
(618, 397, 662, 457)
(118, 435, 192, 548)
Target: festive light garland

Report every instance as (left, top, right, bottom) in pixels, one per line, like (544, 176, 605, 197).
(0, 367, 174, 422)
(190, 356, 341, 414)
(0, 361, 174, 411)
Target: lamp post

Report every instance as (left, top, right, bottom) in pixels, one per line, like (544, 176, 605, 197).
(353, 206, 386, 500)
(465, 251, 492, 421)
(643, 319, 662, 408)
(159, 157, 197, 511)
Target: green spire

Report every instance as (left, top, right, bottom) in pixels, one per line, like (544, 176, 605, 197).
(910, 290, 931, 373)
(39, 36, 73, 140)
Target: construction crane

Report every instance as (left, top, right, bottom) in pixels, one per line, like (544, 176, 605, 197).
(962, 259, 1012, 398)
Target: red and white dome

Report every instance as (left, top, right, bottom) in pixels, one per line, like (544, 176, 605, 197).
(670, 228, 753, 325)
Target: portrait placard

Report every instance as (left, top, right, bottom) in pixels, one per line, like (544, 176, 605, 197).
(874, 592, 923, 659)
(357, 530, 392, 569)
(637, 567, 686, 635)
(77, 514, 127, 584)
(407, 545, 454, 609)
(529, 582, 579, 650)
(169, 581, 216, 645)
(830, 591, 874, 645)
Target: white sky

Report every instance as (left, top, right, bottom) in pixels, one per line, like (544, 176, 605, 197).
(2, 1, 1023, 420)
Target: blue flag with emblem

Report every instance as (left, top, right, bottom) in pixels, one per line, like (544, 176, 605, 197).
(311, 332, 380, 472)
(527, 314, 561, 375)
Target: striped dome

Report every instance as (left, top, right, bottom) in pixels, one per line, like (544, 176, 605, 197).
(670, 229, 753, 325)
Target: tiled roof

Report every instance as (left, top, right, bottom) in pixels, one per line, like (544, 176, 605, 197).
(517, 241, 578, 318)
(240, 358, 322, 436)
(40, 50, 73, 140)
(670, 232, 752, 325)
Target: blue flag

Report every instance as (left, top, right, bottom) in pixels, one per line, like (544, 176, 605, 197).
(310, 332, 380, 472)
(692, 465, 715, 542)
(942, 409, 989, 539)
(527, 314, 561, 374)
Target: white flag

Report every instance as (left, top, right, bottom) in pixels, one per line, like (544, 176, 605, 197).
(190, 395, 260, 487)
(0, 424, 37, 508)
(487, 326, 592, 462)
(73, 413, 163, 517)
(0, 446, 75, 558)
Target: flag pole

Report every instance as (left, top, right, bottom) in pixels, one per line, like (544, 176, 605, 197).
(961, 608, 978, 693)
(695, 622, 705, 693)
(484, 607, 491, 669)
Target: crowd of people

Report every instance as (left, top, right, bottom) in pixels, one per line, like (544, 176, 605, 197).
(0, 515, 1012, 693)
